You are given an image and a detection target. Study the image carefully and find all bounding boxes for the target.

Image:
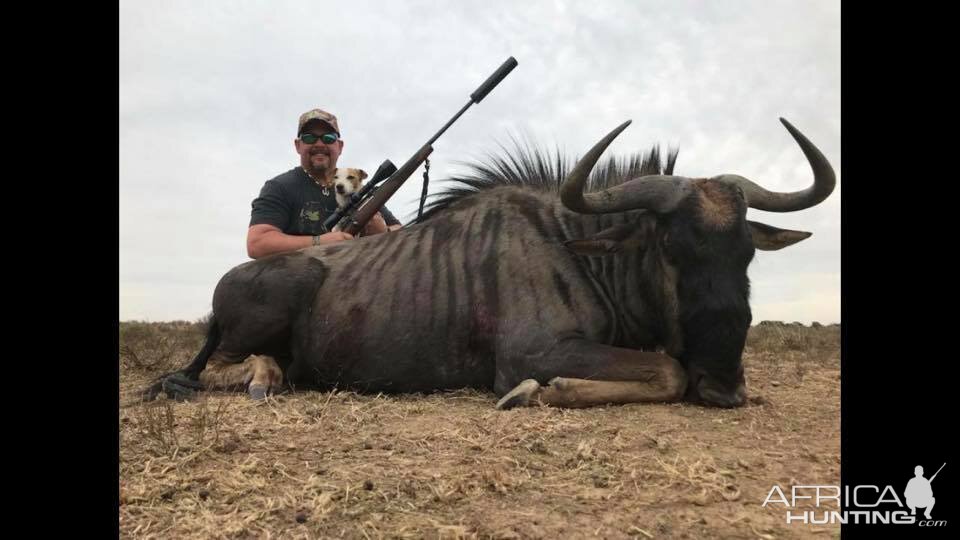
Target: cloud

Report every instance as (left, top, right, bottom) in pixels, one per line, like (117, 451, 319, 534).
(120, 0, 840, 323)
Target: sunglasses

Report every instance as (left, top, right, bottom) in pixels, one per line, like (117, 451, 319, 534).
(299, 132, 340, 145)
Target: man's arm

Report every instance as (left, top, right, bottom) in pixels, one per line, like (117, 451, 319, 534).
(380, 206, 403, 232)
(361, 212, 404, 236)
(248, 178, 353, 258)
(247, 224, 352, 259)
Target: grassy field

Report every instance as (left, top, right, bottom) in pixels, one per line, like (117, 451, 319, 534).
(119, 321, 840, 539)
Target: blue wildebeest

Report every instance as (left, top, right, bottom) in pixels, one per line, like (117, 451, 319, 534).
(146, 118, 835, 409)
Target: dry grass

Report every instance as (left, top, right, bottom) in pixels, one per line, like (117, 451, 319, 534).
(119, 322, 840, 539)
(119, 321, 207, 374)
(747, 321, 840, 357)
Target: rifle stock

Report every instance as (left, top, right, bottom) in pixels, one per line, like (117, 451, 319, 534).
(322, 159, 397, 233)
(342, 143, 433, 236)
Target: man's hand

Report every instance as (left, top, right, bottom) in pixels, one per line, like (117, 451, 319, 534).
(362, 213, 389, 236)
(316, 231, 354, 244)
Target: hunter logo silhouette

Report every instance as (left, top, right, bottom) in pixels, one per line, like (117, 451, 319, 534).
(905, 463, 945, 519)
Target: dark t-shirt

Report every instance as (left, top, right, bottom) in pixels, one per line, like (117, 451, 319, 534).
(249, 167, 401, 235)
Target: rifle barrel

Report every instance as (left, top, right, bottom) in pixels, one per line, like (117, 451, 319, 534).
(426, 100, 473, 147)
(930, 462, 946, 482)
(426, 57, 518, 146)
(340, 56, 517, 235)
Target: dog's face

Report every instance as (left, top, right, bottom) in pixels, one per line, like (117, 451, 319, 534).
(332, 167, 368, 208)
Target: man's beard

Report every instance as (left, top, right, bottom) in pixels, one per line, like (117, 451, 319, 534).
(306, 151, 332, 174)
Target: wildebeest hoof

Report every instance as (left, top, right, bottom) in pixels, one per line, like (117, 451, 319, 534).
(161, 372, 204, 401)
(248, 383, 269, 401)
(496, 379, 541, 410)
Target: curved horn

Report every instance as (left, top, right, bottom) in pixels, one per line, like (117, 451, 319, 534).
(560, 121, 694, 215)
(719, 118, 836, 212)
(560, 120, 632, 214)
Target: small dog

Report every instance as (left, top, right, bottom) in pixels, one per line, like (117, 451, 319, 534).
(330, 167, 368, 233)
(332, 167, 368, 210)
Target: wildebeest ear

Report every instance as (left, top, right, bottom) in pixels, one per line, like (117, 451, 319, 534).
(564, 223, 639, 257)
(748, 220, 813, 251)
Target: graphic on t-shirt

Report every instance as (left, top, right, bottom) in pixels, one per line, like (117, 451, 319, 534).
(299, 200, 335, 235)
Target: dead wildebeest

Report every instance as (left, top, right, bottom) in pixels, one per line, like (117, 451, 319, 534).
(143, 118, 835, 409)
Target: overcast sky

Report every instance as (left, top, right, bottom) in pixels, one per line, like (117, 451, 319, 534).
(119, 0, 840, 324)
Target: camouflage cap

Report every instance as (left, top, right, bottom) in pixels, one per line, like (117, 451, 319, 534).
(297, 108, 340, 136)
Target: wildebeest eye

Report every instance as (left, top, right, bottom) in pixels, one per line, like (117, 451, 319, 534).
(691, 229, 710, 250)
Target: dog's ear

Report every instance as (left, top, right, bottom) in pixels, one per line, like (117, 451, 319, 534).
(358, 169, 368, 181)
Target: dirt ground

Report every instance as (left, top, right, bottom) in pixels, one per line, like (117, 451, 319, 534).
(119, 321, 840, 539)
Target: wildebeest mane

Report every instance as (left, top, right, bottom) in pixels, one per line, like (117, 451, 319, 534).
(416, 140, 678, 223)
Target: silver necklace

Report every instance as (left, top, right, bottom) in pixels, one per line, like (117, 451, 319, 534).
(302, 167, 331, 196)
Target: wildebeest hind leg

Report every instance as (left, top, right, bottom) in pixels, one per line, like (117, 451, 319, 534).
(496, 339, 687, 409)
(198, 353, 283, 400)
(158, 349, 248, 401)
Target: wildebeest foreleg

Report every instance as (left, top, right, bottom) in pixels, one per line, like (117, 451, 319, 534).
(496, 340, 686, 409)
(543, 377, 687, 408)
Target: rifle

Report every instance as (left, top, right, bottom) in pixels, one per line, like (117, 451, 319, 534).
(929, 462, 946, 483)
(322, 56, 519, 235)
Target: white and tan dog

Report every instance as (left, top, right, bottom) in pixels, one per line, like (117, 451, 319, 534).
(329, 167, 368, 233)
(332, 167, 368, 210)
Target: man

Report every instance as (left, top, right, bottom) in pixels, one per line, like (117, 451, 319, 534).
(247, 108, 402, 259)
